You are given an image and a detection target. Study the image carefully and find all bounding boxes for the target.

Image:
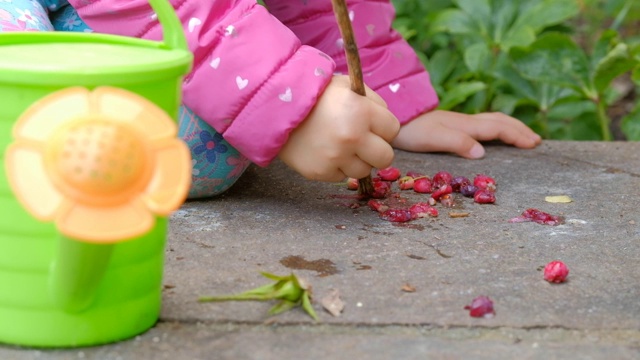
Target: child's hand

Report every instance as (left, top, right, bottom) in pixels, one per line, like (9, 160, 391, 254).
(391, 110, 542, 159)
(279, 76, 400, 182)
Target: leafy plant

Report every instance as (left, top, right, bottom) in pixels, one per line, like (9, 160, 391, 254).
(199, 272, 319, 320)
(392, 0, 640, 140)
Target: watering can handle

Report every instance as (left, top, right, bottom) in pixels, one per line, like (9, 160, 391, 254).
(149, 0, 188, 51)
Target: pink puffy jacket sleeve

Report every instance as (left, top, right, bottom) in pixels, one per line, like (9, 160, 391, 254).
(68, 0, 335, 166)
(264, 0, 439, 124)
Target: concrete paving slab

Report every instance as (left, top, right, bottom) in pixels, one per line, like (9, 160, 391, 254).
(2, 141, 639, 359)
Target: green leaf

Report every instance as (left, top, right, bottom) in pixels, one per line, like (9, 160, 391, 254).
(464, 42, 492, 73)
(500, 24, 536, 51)
(594, 43, 638, 93)
(492, 0, 519, 44)
(547, 99, 597, 119)
(438, 81, 487, 110)
(491, 94, 523, 115)
(621, 104, 640, 140)
(426, 49, 459, 87)
(431, 9, 474, 34)
(512, 0, 580, 33)
(453, 0, 491, 35)
(591, 29, 620, 68)
(510, 33, 592, 96)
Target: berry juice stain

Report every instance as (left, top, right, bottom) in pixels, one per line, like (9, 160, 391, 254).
(279, 255, 338, 277)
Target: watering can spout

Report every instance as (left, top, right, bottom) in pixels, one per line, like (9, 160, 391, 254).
(50, 237, 114, 313)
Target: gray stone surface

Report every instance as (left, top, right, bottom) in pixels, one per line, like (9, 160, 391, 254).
(2, 141, 639, 359)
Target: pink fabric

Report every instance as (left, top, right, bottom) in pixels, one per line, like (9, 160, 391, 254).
(69, 0, 438, 166)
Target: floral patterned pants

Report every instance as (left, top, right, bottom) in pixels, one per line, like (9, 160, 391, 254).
(0, 0, 250, 199)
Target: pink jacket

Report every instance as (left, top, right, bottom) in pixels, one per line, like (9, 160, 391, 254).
(69, 0, 438, 166)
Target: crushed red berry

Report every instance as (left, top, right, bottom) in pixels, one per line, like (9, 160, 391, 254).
(409, 202, 438, 218)
(406, 171, 425, 179)
(439, 194, 455, 208)
(367, 199, 389, 213)
(413, 177, 432, 194)
(509, 208, 564, 226)
(431, 184, 453, 201)
(377, 167, 401, 181)
(473, 189, 496, 204)
(543, 260, 569, 283)
(464, 295, 495, 318)
(371, 180, 392, 199)
(473, 174, 496, 191)
(380, 208, 414, 223)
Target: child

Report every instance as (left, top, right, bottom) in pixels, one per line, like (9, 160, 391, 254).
(0, 0, 541, 199)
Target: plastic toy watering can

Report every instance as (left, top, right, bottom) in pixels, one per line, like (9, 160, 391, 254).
(0, 0, 193, 347)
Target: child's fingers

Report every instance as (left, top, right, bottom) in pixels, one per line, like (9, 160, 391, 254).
(461, 113, 541, 148)
(367, 106, 400, 143)
(355, 133, 396, 170)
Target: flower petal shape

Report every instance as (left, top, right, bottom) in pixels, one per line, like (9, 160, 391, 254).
(12, 87, 91, 142)
(92, 87, 177, 142)
(56, 198, 154, 243)
(142, 140, 191, 215)
(5, 143, 65, 220)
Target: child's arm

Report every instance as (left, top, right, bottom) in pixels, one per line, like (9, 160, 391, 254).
(266, 0, 541, 158)
(68, 0, 398, 180)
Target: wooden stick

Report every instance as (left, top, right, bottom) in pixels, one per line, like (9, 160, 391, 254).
(330, 0, 374, 197)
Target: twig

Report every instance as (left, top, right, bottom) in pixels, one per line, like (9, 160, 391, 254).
(330, 0, 374, 197)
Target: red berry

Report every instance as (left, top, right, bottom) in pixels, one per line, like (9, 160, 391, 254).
(473, 174, 496, 191)
(397, 176, 414, 190)
(450, 176, 471, 192)
(409, 202, 438, 218)
(367, 199, 389, 213)
(413, 177, 432, 193)
(380, 208, 414, 223)
(474, 189, 496, 204)
(432, 171, 453, 188)
(543, 260, 569, 283)
(346, 177, 359, 190)
(464, 295, 495, 318)
(377, 167, 401, 181)
(431, 184, 452, 200)
(371, 180, 392, 199)
(460, 184, 478, 197)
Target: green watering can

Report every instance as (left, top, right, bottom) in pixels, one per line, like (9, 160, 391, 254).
(0, 0, 193, 347)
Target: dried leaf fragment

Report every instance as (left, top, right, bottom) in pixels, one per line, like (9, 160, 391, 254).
(321, 288, 345, 317)
(401, 283, 416, 293)
(448, 211, 470, 218)
(545, 195, 573, 203)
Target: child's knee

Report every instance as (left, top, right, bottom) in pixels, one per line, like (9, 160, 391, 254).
(178, 106, 251, 199)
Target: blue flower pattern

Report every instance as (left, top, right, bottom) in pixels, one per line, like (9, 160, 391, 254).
(193, 130, 228, 164)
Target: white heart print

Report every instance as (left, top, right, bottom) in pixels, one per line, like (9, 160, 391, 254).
(314, 67, 326, 77)
(188, 17, 201, 33)
(210, 57, 221, 69)
(225, 25, 236, 36)
(336, 38, 344, 49)
(389, 83, 400, 93)
(279, 87, 293, 102)
(349, 10, 354, 21)
(236, 76, 248, 90)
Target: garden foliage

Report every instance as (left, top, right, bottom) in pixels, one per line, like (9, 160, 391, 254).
(392, 0, 640, 140)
